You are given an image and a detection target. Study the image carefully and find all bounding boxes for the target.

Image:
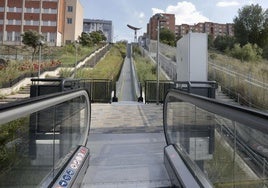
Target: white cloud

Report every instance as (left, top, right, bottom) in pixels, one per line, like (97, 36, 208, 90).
(152, 8, 165, 15)
(216, 1, 240, 7)
(152, 1, 209, 25)
(139, 12, 145, 19)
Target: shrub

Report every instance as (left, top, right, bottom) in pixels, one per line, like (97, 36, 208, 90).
(228, 43, 262, 62)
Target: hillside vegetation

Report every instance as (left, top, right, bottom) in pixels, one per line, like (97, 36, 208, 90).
(209, 51, 268, 110)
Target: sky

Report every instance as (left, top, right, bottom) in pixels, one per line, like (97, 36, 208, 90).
(79, 0, 268, 42)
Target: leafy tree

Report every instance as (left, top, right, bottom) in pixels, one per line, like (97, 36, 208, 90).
(208, 34, 214, 49)
(214, 35, 236, 52)
(78, 32, 93, 46)
(21, 30, 44, 61)
(97, 30, 107, 42)
(89, 31, 102, 44)
(233, 4, 268, 48)
(160, 28, 176, 46)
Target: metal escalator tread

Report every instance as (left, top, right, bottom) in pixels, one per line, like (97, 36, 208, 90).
(81, 133, 172, 188)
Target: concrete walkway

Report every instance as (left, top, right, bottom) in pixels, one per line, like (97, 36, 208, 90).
(82, 103, 171, 188)
(90, 103, 163, 133)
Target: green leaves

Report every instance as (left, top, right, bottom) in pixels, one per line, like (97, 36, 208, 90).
(234, 4, 268, 48)
(78, 31, 107, 47)
(160, 28, 176, 47)
(21, 30, 44, 61)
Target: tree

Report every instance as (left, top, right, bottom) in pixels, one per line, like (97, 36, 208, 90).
(97, 30, 107, 42)
(21, 30, 44, 61)
(160, 28, 176, 46)
(233, 4, 268, 48)
(208, 34, 214, 49)
(214, 35, 235, 52)
(78, 32, 93, 46)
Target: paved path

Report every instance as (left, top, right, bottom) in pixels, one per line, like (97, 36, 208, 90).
(90, 103, 163, 133)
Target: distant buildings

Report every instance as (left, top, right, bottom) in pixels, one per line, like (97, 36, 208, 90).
(83, 19, 113, 43)
(0, 0, 83, 46)
(176, 22, 234, 39)
(147, 13, 234, 40)
(64, 0, 83, 44)
(147, 13, 175, 40)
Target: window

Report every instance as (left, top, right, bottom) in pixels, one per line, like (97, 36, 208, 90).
(66, 40, 71, 44)
(15, 20, 21, 25)
(8, 7, 15, 12)
(0, 7, 4, 12)
(26, 8, 32, 13)
(51, 21, 56, 26)
(67, 18, 72, 24)
(15, 32, 21, 41)
(49, 33, 56, 42)
(0, 32, 3, 41)
(67, 6, 73, 12)
(8, 20, 14, 25)
(34, 8, 40, 13)
(7, 32, 13, 41)
(43, 9, 49, 13)
(25, 20, 31, 25)
(42, 21, 47, 26)
(33, 20, 39, 26)
(51, 9, 57, 14)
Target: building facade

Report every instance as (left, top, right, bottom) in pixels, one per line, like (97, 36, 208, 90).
(147, 13, 175, 40)
(0, 0, 83, 46)
(83, 19, 113, 43)
(64, 0, 83, 44)
(176, 22, 234, 39)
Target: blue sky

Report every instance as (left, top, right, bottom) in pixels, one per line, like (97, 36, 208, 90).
(80, 0, 268, 42)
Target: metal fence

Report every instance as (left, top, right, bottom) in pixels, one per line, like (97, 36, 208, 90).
(80, 79, 114, 103)
(145, 80, 174, 103)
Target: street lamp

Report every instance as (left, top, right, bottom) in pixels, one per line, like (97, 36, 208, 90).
(156, 13, 165, 105)
(74, 40, 78, 78)
(37, 39, 44, 78)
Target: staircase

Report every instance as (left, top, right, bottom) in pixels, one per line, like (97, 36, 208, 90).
(0, 84, 30, 104)
(216, 86, 237, 105)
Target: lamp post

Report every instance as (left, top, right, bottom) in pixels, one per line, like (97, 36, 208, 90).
(156, 13, 164, 105)
(74, 41, 78, 78)
(38, 39, 44, 78)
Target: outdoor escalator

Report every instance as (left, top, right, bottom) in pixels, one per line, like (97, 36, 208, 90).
(0, 89, 91, 188)
(163, 89, 268, 187)
(0, 83, 268, 187)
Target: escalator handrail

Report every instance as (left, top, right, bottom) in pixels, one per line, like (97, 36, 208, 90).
(163, 89, 268, 187)
(0, 89, 91, 145)
(164, 89, 268, 141)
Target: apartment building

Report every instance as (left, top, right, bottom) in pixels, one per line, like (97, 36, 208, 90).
(176, 22, 234, 39)
(0, 0, 83, 46)
(83, 19, 113, 43)
(147, 13, 175, 40)
(64, 0, 83, 44)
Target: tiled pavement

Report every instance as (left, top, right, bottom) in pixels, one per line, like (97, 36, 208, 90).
(90, 102, 164, 133)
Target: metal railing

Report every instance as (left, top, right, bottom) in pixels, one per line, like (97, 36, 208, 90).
(0, 89, 91, 187)
(163, 89, 268, 187)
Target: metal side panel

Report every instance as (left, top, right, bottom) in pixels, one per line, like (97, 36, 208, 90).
(51, 146, 90, 188)
(164, 145, 200, 188)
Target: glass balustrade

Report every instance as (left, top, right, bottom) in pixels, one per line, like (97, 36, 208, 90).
(164, 89, 268, 188)
(0, 90, 90, 187)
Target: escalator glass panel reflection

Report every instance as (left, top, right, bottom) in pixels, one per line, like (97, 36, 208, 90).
(164, 92, 268, 188)
(0, 93, 89, 187)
